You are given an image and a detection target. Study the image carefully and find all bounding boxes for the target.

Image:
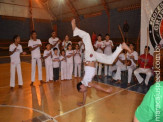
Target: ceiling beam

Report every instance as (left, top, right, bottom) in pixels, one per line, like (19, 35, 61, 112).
(66, 0, 79, 19)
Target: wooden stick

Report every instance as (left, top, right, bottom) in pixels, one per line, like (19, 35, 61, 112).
(136, 31, 140, 54)
(118, 25, 125, 42)
(144, 27, 149, 68)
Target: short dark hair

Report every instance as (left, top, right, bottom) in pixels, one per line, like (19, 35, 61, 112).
(53, 48, 58, 51)
(31, 30, 36, 35)
(67, 43, 72, 49)
(13, 35, 20, 41)
(105, 33, 110, 37)
(98, 34, 102, 37)
(45, 43, 51, 46)
(145, 46, 150, 51)
(77, 82, 82, 91)
(60, 49, 65, 54)
(129, 43, 135, 47)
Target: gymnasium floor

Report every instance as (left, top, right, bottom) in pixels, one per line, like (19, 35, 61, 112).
(0, 56, 145, 122)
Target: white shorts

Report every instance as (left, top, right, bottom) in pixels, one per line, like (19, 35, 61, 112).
(81, 66, 96, 87)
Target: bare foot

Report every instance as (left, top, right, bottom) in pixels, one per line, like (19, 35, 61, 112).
(106, 87, 112, 93)
(122, 42, 131, 53)
(71, 19, 76, 31)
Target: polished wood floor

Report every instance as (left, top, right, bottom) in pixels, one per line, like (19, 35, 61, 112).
(0, 62, 144, 122)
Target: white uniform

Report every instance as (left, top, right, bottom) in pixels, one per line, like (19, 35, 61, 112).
(66, 50, 74, 79)
(78, 41, 85, 61)
(62, 40, 72, 51)
(110, 53, 126, 80)
(9, 43, 23, 87)
(60, 55, 67, 80)
(49, 37, 60, 53)
(28, 39, 42, 82)
(127, 51, 138, 83)
(52, 54, 60, 68)
(134, 68, 152, 85)
(74, 49, 82, 77)
(43, 50, 53, 82)
(103, 40, 113, 76)
(73, 27, 123, 86)
(94, 41, 105, 75)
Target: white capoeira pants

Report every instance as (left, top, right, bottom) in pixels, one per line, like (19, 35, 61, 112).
(134, 68, 152, 85)
(31, 58, 42, 82)
(10, 62, 23, 87)
(111, 65, 126, 80)
(45, 63, 53, 82)
(66, 62, 73, 79)
(81, 66, 96, 87)
(73, 27, 123, 65)
(96, 62, 102, 75)
(127, 65, 136, 83)
(104, 65, 112, 76)
(61, 65, 67, 80)
(74, 63, 81, 77)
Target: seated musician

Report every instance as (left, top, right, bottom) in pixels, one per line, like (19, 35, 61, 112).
(109, 51, 126, 83)
(134, 46, 153, 86)
(126, 43, 138, 86)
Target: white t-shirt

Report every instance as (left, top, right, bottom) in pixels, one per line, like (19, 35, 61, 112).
(43, 50, 53, 65)
(103, 40, 113, 55)
(127, 51, 138, 66)
(116, 53, 125, 66)
(74, 50, 81, 64)
(28, 39, 42, 59)
(59, 55, 67, 68)
(78, 41, 85, 53)
(49, 37, 60, 49)
(62, 40, 72, 51)
(94, 41, 105, 53)
(66, 50, 74, 63)
(52, 54, 60, 68)
(9, 43, 23, 64)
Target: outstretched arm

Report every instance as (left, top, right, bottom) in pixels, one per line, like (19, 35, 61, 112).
(78, 91, 87, 106)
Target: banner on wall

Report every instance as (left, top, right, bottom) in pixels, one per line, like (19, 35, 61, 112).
(141, 0, 163, 54)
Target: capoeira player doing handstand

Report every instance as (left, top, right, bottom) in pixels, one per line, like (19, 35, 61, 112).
(71, 19, 131, 106)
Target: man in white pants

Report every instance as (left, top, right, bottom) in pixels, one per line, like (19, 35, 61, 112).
(127, 43, 138, 86)
(9, 35, 26, 90)
(28, 31, 44, 86)
(134, 46, 153, 86)
(94, 34, 105, 78)
(71, 19, 131, 106)
(110, 52, 126, 83)
(103, 34, 114, 76)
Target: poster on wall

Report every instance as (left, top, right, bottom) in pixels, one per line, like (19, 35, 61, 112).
(141, 0, 163, 54)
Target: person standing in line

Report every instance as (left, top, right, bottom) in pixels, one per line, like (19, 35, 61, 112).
(28, 31, 44, 86)
(9, 35, 26, 90)
(94, 34, 105, 78)
(60, 50, 67, 80)
(66, 43, 74, 80)
(52, 48, 60, 81)
(103, 34, 114, 77)
(74, 44, 82, 78)
(62, 35, 72, 51)
(49, 31, 61, 54)
(43, 43, 53, 83)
